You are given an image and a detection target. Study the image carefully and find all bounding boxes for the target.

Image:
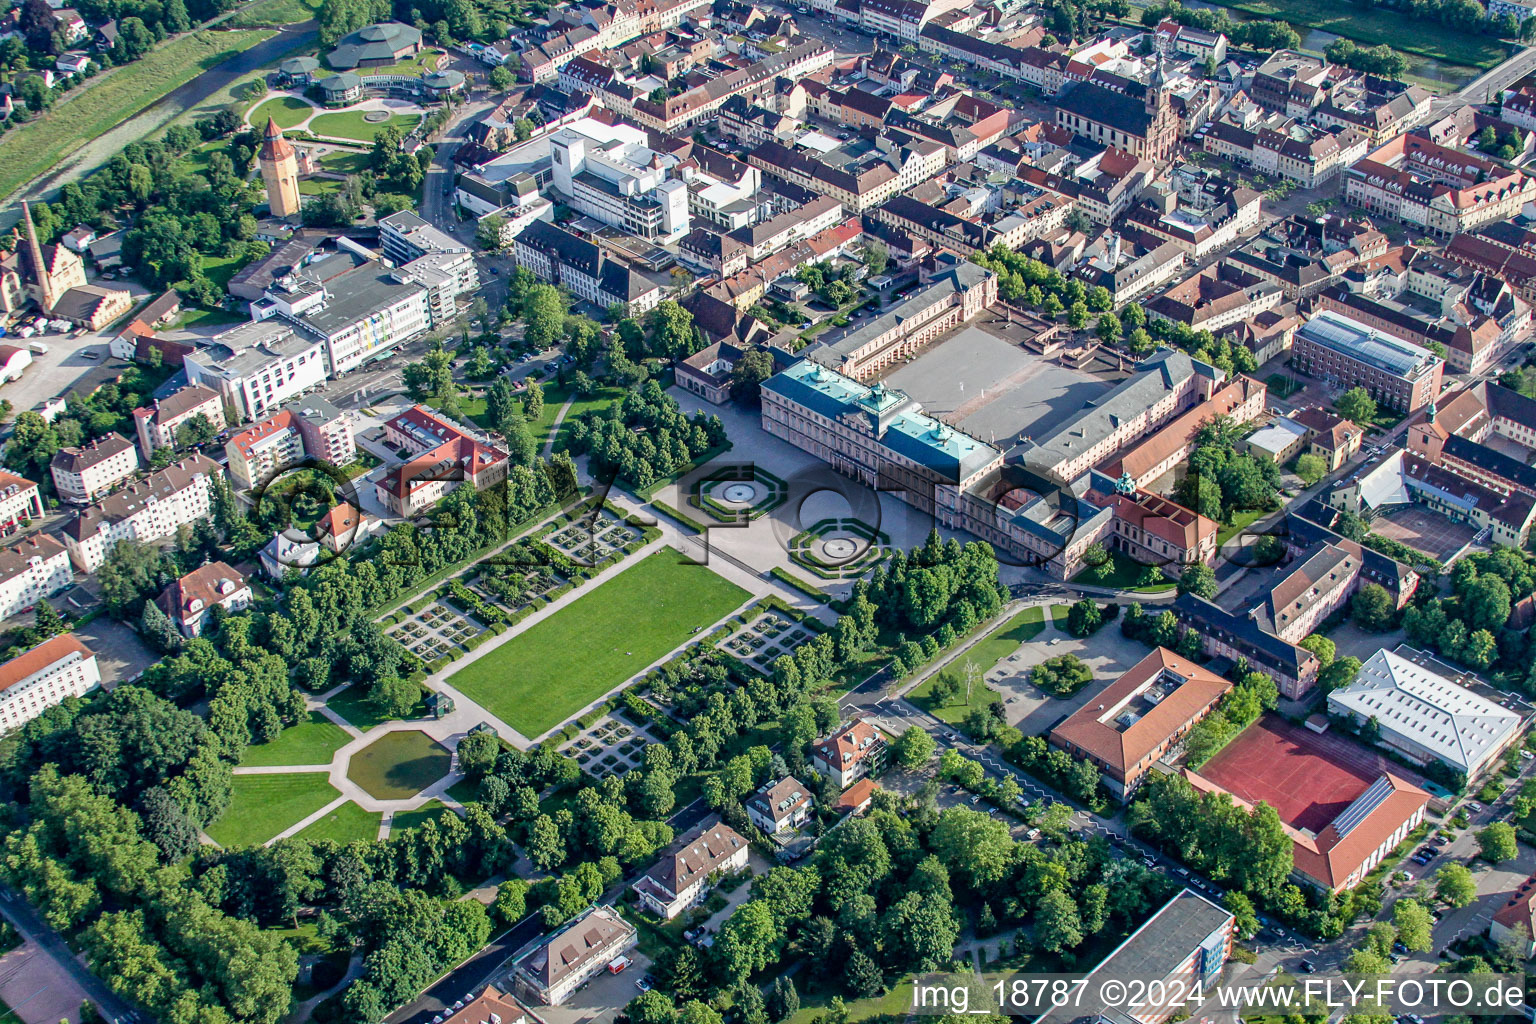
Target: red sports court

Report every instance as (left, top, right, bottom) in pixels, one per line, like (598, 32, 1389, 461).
(1194, 714, 1423, 834)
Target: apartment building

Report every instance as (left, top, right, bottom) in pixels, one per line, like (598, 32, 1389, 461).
(512, 905, 636, 1006)
(1019, 349, 1227, 483)
(49, 432, 139, 505)
(1345, 134, 1536, 238)
(376, 405, 509, 517)
(1084, 473, 1219, 568)
(0, 535, 72, 621)
(812, 718, 887, 789)
(624, 38, 832, 134)
(156, 561, 252, 638)
(512, 220, 663, 314)
(132, 386, 227, 459)
(1100, 374, 1267, 490)
(225, 398, 354, 490)
(0, 635, 100, 735)
(746, 134, 947, 212)
(60, 455, 222, 572)
(182, 320, 328, 424)
(1202, 121, 1368, 189)
(1122, 171, 1263, 260)
(746, 776, 811, 834)
(631, 818, 749, 919)
(1171, 593, 1321, 698)
(1253, 541, 1359, 643)
(1144, 265, 1282, 333)
(0, 472, 42, 538)
(1291, 310, 1442, 412)
(725, 195, 843, 262)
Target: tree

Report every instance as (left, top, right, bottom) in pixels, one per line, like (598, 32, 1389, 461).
(1066, 599, 1102, 637)
(1035, 889, 1083, 952)
(1096, 311, 1122, 345)
(1298, 634, 1335, 669)
(844, 946, 883, 997)
(1178, 563, 1218, 599)
(1391, 899, 1434, 953)
(1225, 891, 1259, 940)
(647, 300, 698, 360)
(861, 240, 889, 276)
(893, 726, 935, 768)
(1030, 654, 1092, 696)
(457, 731, 500, 779)
(1478, 822, 1518, 863)
(768, 977, 800, 1022)
(1294, 452, 1328, 486)
(488, 65, 513, 90)
(1336, 387, 1377, 426)
(475, 214, 507, 250)
(1351, 584, 1395, 632)
(729, 350, 776, 405)
(522, 284, 568, 350)
(523, 381, 545, 421)
(1434, 863, 1477, 909)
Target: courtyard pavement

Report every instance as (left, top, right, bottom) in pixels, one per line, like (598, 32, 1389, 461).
(880, 324, 1107, 447)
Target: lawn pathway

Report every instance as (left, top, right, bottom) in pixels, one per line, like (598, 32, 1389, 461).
(540, 394, 578, 458)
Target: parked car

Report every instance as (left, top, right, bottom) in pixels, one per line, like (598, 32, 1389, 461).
(1298, 960, 1316, 974)
(608, 956, 633, 975)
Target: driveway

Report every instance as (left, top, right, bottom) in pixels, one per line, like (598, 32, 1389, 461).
(985, 619, 1150, 736)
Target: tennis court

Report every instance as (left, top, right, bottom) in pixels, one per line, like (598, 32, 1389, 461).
(1195, 715, 1405, 833)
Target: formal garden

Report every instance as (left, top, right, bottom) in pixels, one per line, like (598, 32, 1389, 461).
(787, 517, 893, 580)
(445, 548, 751, 737)
(691, 465, 789, 524)
(716, 609, 817, 674)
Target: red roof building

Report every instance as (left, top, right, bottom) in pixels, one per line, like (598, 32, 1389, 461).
(376, 405, 509, 517)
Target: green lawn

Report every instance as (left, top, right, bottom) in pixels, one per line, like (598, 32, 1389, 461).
(1216, 508, 1266, 547)
(225, 0, 321, 27)
(319, 150, 371, 174)
(199, 250, 256, 290)
(446, 776, 480, 805)
(446, 549, 750, 737)
(1192, 0, 1507, 68)
(309, 109, 422, 143)
(1050, 604, 1071, 624)
(327, 683, 426, 732)
(241, 711, 352, 767)
(391, 799, 454, 834)
(249, 94, 314, 130)
(167, 306, 247, 330)
(553, 386, 629, 450)
(347, 730, 452, 800)
(783, 978, 916, 1024)
(909, 668, 1002, 725)
(1070, 550, 1175, 593)
(0, 29, 275, 202)
(294, 800, 383, 844)
(207, 773, 340, 847)
(966, 605, 1050, 671)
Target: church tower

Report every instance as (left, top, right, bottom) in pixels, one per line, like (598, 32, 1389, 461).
(1144, 59, 1179, 163)
(258, 117, 302, 219)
